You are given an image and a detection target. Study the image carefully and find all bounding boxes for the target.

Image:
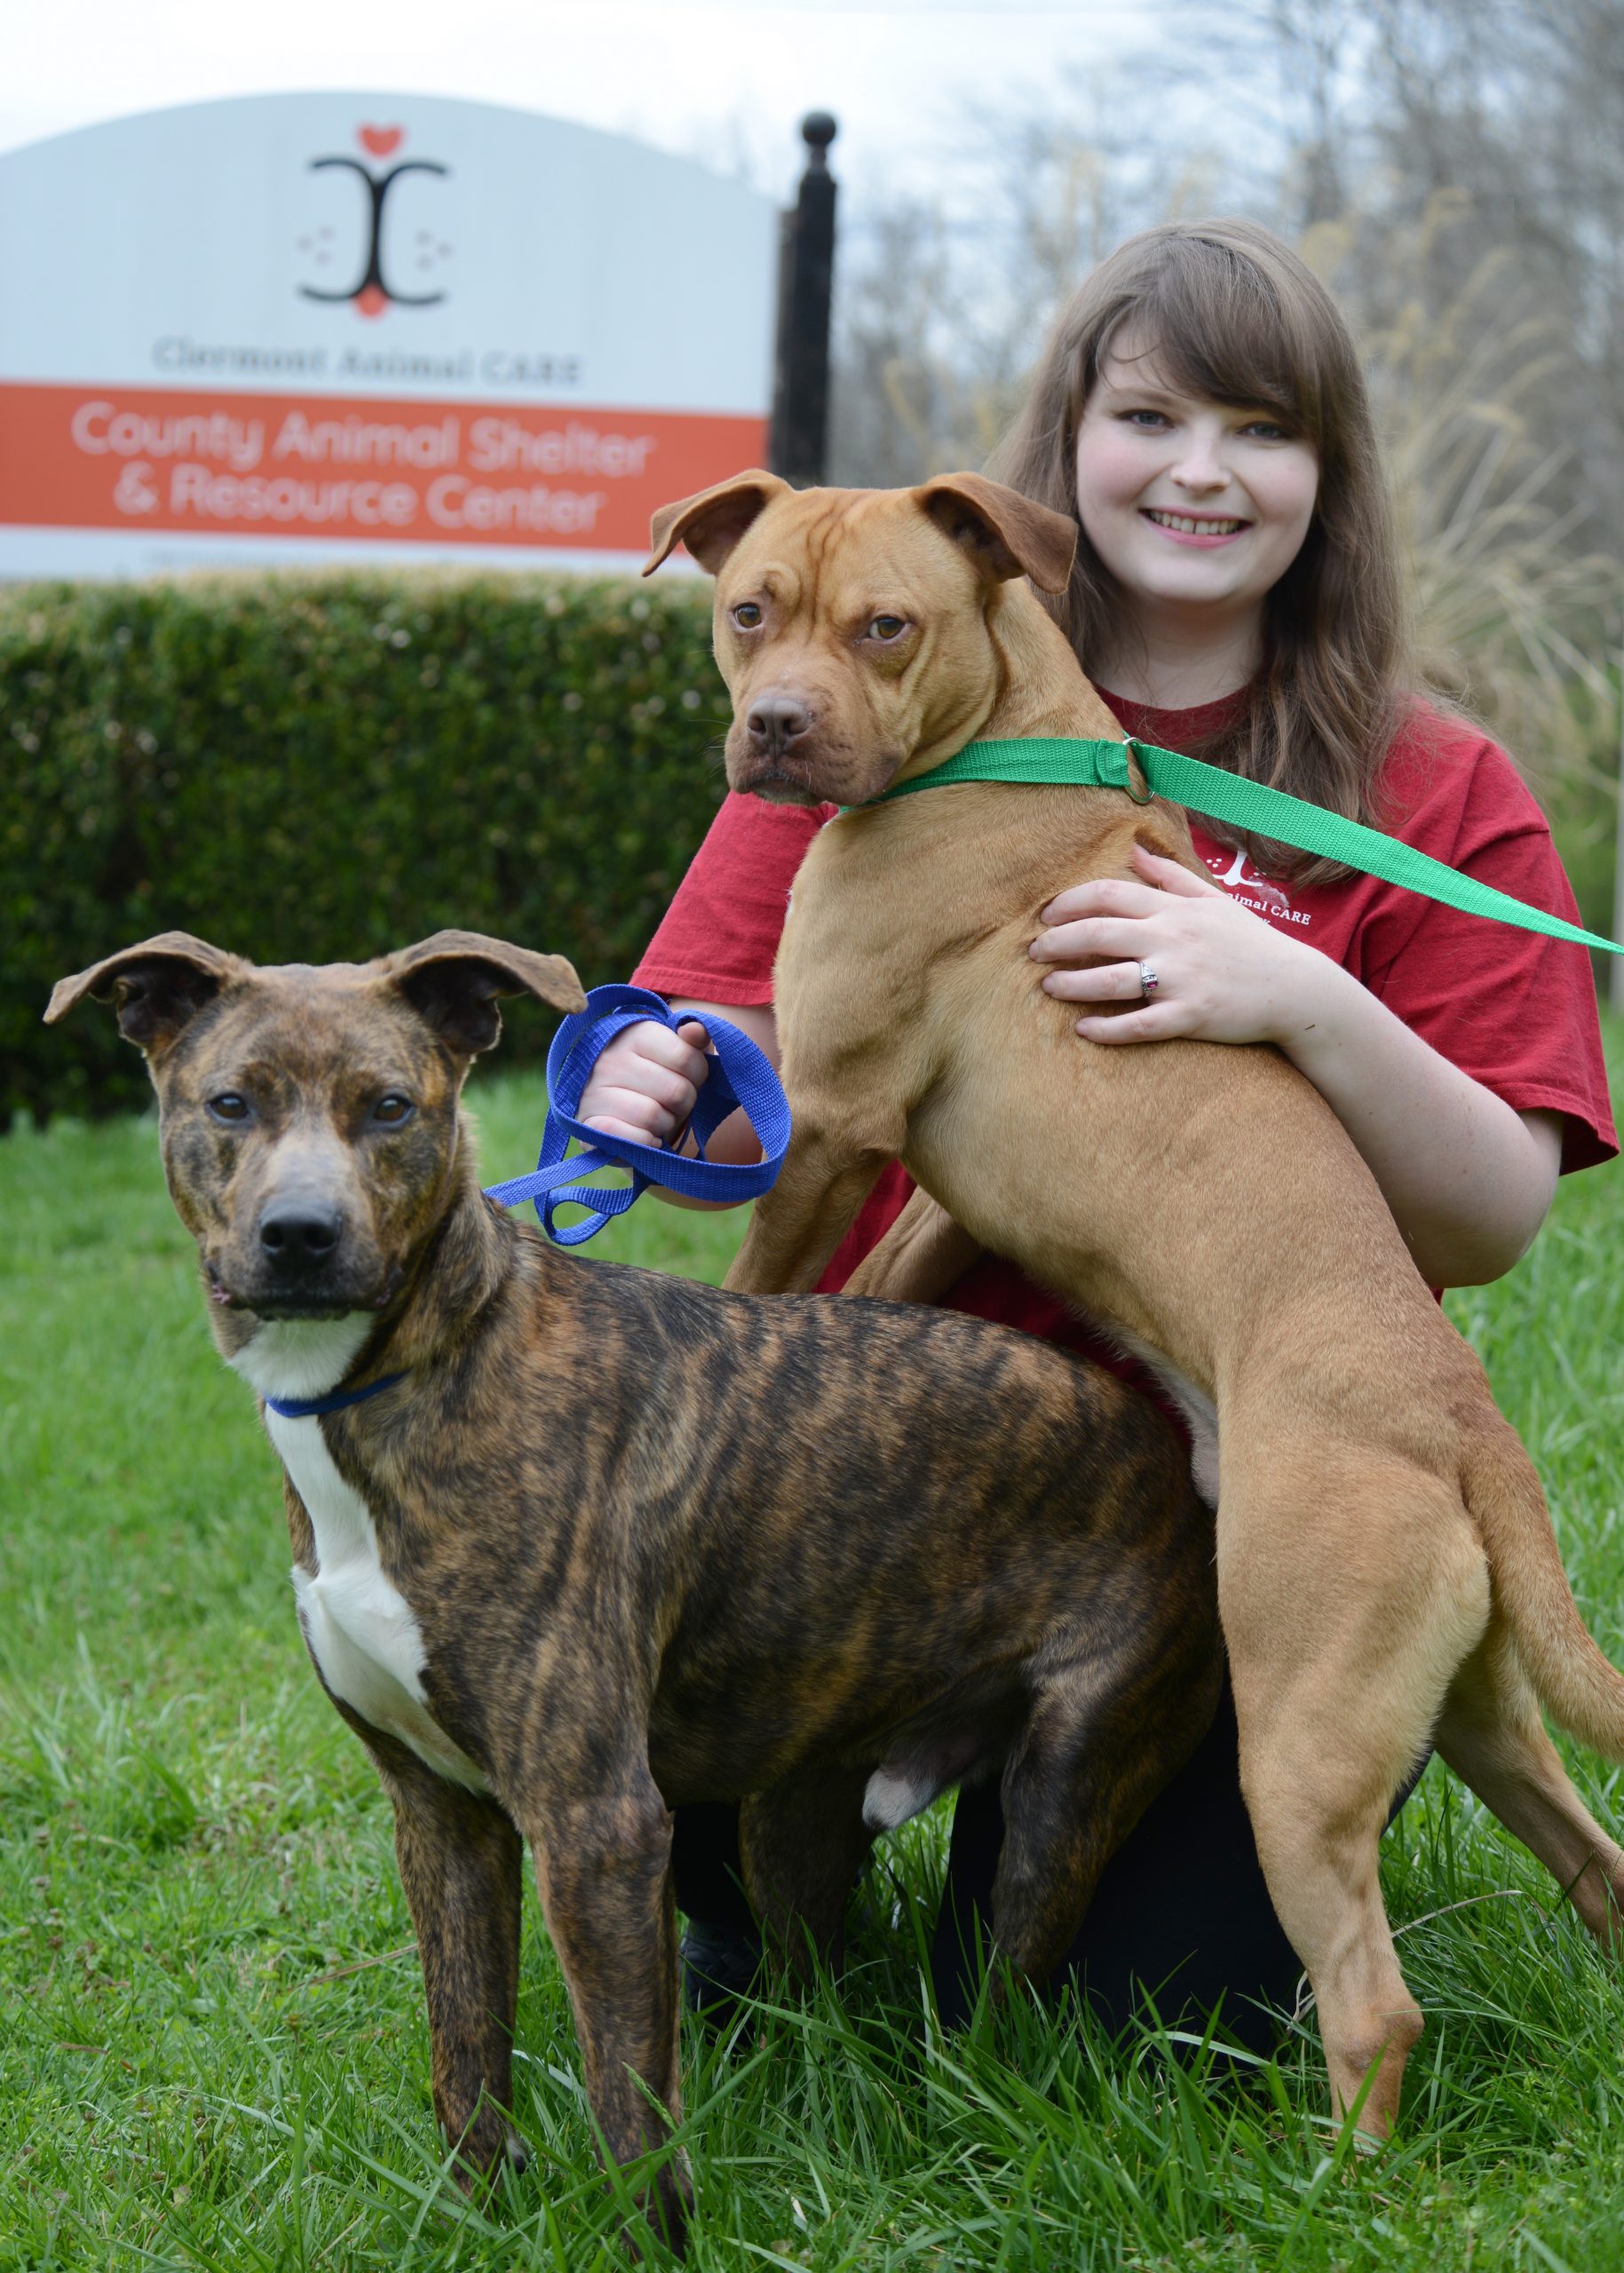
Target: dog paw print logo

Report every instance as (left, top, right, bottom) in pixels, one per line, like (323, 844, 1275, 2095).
(297, 124, 452, 320)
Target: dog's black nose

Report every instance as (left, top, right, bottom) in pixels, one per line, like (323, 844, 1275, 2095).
(746, 693, 812, 756)
(258, 1198, 344, 1268)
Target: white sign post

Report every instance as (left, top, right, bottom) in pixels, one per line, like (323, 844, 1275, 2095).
(0, 93, 776, 576)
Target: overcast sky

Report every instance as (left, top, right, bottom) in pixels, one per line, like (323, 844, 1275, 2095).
(3, 0, 1156, 204)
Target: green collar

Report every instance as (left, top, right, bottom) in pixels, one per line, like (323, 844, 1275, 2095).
(876, 736, 1150, 801)
(859, 735, 1620, 959)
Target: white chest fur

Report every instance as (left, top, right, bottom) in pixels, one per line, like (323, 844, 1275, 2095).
(231, 1320, 487, 1793)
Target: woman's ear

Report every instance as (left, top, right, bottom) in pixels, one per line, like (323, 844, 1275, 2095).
(915, 473, 1078, 593)
(644, 471, 790, 576)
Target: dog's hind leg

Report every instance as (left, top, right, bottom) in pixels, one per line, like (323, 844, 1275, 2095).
(1436, 1622, 1624, 1950)
(841, 1186, 983, 1305)
(740, 1765, 876, 1981)
(364, 1730, 527, 2183)
(990, 1625, 1224, 1985)
(1222, 1459, 1491, 2135)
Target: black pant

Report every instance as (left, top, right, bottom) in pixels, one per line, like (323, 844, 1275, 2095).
(673, 1674, 1427, 2054)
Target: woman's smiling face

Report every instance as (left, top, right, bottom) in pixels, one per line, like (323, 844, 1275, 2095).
(1073, 328, 1319, 627)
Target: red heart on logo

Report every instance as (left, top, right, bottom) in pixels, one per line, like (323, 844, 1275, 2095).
(359, 125, 403, 157)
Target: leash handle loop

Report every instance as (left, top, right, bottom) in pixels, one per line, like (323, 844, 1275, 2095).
(482, 984, 791, 1246)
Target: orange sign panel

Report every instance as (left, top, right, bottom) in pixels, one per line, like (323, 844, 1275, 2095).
(0, 383, 764, 553)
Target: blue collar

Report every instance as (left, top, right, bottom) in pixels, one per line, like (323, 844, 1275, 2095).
(262, 1373, 407, 1421)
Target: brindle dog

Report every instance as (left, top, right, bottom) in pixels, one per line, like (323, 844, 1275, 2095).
(49, 930, 1216, 2254)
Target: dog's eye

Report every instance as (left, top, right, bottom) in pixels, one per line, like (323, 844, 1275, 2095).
(208, 1093, 250, 1123)
(867, 615, 907, 642)
(731, 602, 763, 630)
(373, 1094, 415, 1125)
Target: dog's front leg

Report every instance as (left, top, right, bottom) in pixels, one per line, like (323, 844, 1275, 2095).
(528, 1776, 691, 2256)
(725, 1111, 902, 1295)
(361, 1727, 527, 2183)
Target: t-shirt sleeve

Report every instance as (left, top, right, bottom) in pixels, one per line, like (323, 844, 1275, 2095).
(1358, 734, 1617, 1172)
(631, 791, 827, 1005)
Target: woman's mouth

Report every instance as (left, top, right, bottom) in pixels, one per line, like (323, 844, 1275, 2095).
(1141, 508, 1250, 548)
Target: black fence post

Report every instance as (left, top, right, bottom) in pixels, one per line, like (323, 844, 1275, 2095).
(769, 112, 838, 486)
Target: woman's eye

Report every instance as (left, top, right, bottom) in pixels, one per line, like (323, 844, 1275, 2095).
(732, 602, 763, 630)
(208, 1093, 250, 1123)
(1122, 409, 1170, 429)
(867, 615, 907, 641)
(1242, 419, 1289, 440)
(373, 1095, 415, 1125)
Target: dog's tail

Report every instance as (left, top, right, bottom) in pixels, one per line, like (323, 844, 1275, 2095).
(1464, 1417, 1624, 1760)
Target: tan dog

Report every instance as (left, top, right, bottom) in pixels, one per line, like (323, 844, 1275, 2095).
(644, 468, 1624, 2135)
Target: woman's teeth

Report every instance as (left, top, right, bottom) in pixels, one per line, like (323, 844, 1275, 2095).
(1145, 511, 1247, 535)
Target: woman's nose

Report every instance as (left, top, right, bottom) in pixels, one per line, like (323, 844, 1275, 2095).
(1170, 423, 1232, 492)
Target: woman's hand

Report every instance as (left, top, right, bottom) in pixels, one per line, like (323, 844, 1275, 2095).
(1029, 842, 1333, 1045)
(577, 1018, 711, 1145)
(1031, 840, 1562, 1284)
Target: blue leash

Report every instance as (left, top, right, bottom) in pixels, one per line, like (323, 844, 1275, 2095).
(264, 985, 789, 1420)
(481, 983, 790, 1244)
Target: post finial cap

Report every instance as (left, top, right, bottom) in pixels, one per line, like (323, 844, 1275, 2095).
(801, 112, 837, 163)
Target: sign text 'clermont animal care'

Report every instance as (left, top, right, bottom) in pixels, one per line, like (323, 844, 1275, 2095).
(0, 94, 775, 576)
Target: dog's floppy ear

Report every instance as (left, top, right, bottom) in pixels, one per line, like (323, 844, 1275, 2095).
(386, 931, 587, 1057)
(915, 473, 1078, 595)
(45, 933, 247, 1056)
(644, 470, 789, 577)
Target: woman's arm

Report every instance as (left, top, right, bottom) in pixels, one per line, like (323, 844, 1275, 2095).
(577, 999, 778, 1209)
(1031, 845, 1563, 1286)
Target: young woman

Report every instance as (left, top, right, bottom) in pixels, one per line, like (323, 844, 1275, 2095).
(579, 218, 1617, 2047)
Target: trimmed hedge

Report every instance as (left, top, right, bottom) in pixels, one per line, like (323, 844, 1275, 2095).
(3, 573, 729, 1121)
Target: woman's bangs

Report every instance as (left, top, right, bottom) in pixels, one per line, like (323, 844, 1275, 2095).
(1106, 255, 1324, 442)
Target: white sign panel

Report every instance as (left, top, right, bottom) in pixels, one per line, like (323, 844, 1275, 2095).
(0, 93, 776, 574)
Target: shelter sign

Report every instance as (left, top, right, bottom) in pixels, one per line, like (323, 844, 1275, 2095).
(0, 93, 774, 576)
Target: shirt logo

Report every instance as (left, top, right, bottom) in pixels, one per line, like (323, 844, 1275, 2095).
(1205, 845, 1312, 928)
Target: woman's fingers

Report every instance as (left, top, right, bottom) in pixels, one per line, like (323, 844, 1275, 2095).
(1037, 875, 1165, 927)
(1074, 1004, 1186, 1042)
(581, 1110, 670, 1146)
(578, 1018, 711, 1141)
(1130, 843, 1226, 896)
(632, 1019, 712, 1088)
(581, 1082, 684, 1141)
(1037, 850, 1224, 933)
(1039, 959, 1149, 1002)
(1031, 915, 1157, 965)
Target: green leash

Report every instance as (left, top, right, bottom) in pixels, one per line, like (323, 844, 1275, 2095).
(867, 736, 1621, 958)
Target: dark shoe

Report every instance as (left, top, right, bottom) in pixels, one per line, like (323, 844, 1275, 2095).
(680, 1916, 761, 2022)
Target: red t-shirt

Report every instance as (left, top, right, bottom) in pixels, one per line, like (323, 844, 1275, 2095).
(633, 693, 1616, 1390)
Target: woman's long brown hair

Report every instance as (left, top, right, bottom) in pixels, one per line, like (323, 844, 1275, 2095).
(988, 218, 1417, 879)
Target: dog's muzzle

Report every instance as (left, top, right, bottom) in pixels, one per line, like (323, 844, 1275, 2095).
(233, 1193, 381, 1318)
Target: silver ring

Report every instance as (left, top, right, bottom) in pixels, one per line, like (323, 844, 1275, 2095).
(1138, 961, 1160, 1002)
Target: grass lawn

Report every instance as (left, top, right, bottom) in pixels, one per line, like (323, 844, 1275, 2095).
(4, 1047, 1624, 2270)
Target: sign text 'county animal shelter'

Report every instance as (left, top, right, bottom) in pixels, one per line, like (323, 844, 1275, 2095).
(0, 93, 775, 577)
